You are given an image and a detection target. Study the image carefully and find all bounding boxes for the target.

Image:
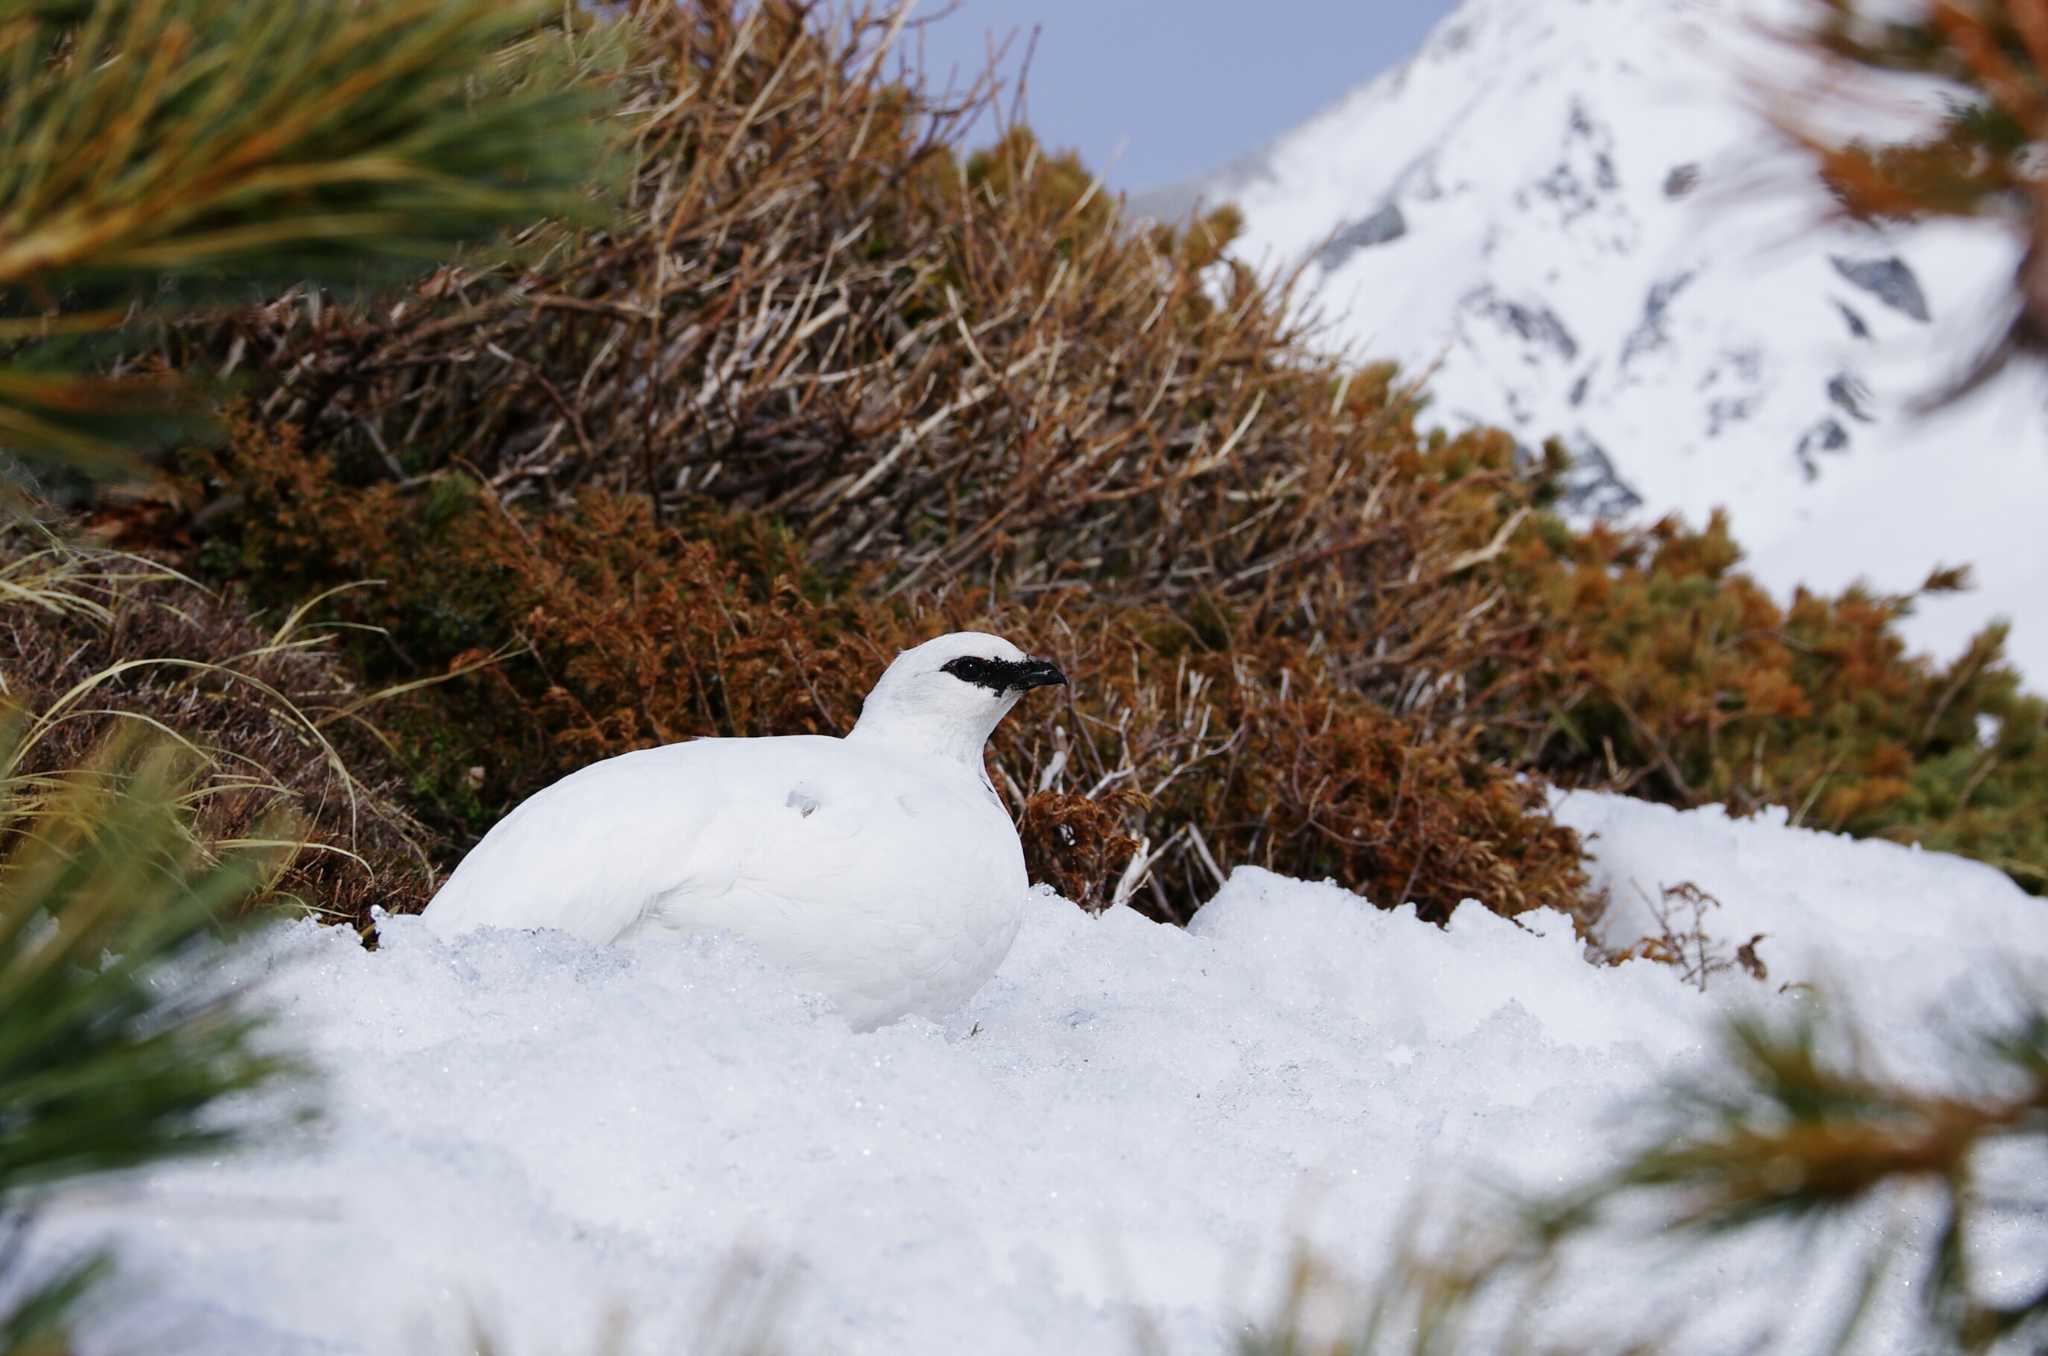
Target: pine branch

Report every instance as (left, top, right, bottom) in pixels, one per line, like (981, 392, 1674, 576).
(0, 0, 622, 467)
(1561, 994, 2048, 1351)
(1774, 1, 2048, 402)
(0, 721, 310, 1346)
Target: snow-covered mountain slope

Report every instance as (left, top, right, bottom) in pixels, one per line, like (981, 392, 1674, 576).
(1144, 0, 2048, 678)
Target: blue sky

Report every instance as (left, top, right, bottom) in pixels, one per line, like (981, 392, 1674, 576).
(901, 1, 1460, 191)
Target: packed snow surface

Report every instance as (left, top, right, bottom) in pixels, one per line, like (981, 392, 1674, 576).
(41, 791, 2048, 1353)
(1156, 0, 2048, 677)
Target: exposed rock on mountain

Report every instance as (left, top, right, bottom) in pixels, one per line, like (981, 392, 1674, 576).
(1141, 0, 2048, 676)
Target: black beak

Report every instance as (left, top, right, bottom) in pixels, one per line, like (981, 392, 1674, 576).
(1009, 657, 1067, 693)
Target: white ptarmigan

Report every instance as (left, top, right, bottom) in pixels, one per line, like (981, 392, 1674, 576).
(422, 632, 1066, 1029)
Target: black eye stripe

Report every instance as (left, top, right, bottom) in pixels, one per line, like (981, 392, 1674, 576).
(939, 652, 1067, 695)
(940, 655, 1009, 692)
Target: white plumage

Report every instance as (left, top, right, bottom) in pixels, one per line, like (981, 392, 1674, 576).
(422, 632, 1066, 1029)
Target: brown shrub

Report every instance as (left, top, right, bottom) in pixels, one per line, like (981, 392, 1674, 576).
(1016, 788, 1144, 914)
(0, 514, 437, 928)
(141, 0, 2043, 921)
(188, 0, 1557, 738)
(139, 1, 1596, 923)
(1510, 511, 2048, 891)
(173, 420, 1599, 927)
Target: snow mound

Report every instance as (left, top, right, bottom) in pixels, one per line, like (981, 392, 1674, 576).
(1558, 789, 2045, 1022)
(44, 792, 2048, 1354)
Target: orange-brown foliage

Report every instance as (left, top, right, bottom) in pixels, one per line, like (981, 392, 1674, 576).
(178, 419, 1599, 926)
(1513, 512, 2047, 890)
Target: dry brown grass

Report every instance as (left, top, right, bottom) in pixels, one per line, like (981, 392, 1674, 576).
(0, 513, 437, 927)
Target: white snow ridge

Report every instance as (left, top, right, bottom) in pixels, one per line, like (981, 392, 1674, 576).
(1146, 0, 2048, 678)
(424, 632, 1068, 1031)
(41, 795, 2048, 1354)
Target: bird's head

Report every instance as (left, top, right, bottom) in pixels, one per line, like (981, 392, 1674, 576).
(848, 631, 1066, 767)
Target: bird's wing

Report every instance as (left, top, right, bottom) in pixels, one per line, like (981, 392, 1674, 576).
(636, 742, 1020, 979)
(423, 733, 1017, 1008)
(422, 738, 844, 943)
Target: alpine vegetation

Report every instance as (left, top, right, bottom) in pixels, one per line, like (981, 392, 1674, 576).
(427, 633, 1067, 1028)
